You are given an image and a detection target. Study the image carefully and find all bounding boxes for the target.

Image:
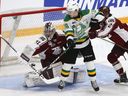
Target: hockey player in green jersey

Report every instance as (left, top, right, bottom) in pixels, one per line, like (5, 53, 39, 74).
(58, 1, 99, 91)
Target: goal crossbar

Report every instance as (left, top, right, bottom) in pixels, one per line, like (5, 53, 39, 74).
(0, 7, 66, 65)
(0, 7, 66, 17)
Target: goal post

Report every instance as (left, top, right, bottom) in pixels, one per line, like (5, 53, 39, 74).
(0, 7, 66, 66)
(2, 16, 21, 61)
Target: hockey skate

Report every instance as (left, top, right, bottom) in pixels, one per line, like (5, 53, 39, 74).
(91, 80, 100, 91)
(58, 80, 65, 91)
(114, 73, 128, 84)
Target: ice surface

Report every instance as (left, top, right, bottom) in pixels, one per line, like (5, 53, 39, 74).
(0, 35, 128, 96)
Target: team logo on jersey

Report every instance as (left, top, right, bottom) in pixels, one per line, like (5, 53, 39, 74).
(52, 47, 62, 55)
(39, 48, 48, 60)
(108, 34, 112, 38)
(108, 18, 114, 22)
(48, 41, 56, 47)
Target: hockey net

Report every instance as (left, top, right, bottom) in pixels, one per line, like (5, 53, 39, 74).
(0, 7, 66, 66)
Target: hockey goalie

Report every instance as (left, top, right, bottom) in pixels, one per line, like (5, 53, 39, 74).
(18, 22, 86, 88)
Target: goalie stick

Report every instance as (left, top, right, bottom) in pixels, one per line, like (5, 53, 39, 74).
(0, 35, 18, 53)
(30, 63, 60, 84)
(0, 35, 68, 84)
(42, 47, 69, 72)
(29, 47, 69, 84)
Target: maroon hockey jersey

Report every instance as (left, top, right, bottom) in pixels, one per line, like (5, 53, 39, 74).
(33, 31, 67, 65)
(97, 16, 128, 49)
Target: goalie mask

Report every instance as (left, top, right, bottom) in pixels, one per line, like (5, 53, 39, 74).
(44, 22, 56, 40)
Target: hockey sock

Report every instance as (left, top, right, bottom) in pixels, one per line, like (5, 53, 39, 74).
(113, 61, 124, 75)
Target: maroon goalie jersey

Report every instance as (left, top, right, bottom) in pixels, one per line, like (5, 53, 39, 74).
(97, 16, 128, 49)
(33, 31, 67, 65)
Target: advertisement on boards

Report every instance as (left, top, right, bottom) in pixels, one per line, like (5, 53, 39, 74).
(44, 0, 128, 22)
(44, 0, 128, 10)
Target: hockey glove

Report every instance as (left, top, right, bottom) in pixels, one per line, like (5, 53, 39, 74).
(89, 18, 100, 30)
(67, 39, 75, 49)
(17, 53, 30, 65)
(88, 29, 98, 39)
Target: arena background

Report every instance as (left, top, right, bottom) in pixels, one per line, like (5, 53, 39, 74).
(1, 0, 128, 37)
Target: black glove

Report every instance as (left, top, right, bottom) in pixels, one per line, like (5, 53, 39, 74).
(67, 39, 75, 49)
(88, 29, 98, 39)
(89, 18, 100, 30)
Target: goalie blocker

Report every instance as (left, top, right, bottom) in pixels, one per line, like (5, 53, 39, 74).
(23, 63, 86, 88)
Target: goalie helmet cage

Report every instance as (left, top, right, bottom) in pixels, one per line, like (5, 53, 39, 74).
(0, 7, 66, 66)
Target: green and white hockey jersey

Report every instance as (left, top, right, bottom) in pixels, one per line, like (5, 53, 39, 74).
(64, 9, 96, 48)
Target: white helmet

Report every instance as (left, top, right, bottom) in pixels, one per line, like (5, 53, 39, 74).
(67, 1, 79, 12)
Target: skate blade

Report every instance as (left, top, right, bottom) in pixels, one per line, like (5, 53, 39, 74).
(115, 82, 128, 86)
(92, 87, 100, 92)
(58, 89, 63, 92)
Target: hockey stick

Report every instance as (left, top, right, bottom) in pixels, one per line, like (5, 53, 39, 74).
(0, 35, 61, 84)
(42, 47, 69, 72)
(98, 37, 127, 60)
(30, 63, 60, 84)
(0, 35, 18, 53)
(30, 62, 63, 72)
(86, 27, 128, 51)
(29, 48, 69, 84)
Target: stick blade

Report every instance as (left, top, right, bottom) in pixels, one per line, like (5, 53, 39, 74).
(40, 76, 60, 84)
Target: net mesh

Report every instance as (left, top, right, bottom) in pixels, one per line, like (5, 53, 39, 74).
(0, 8, 66, 66)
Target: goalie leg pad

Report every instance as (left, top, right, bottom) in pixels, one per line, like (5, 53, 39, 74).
(24, 71, 45, 87)
(41, 68, 54, 79)
(24, 62, 63, 87)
